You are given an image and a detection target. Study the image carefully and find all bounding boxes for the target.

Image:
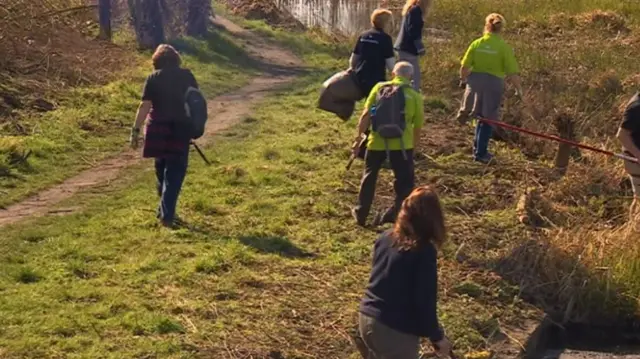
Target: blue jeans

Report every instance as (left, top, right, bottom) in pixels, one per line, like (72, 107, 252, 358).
(466, 72, 504, 160)
(155, 153, 189, 223)
(474, 121, 493, 160)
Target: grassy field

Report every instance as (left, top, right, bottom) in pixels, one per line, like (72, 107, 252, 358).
(236, 0, 640, 327)
(0, 70, 540, 357)
(0, 29, 257, 208)
(4, 0, 640, 358)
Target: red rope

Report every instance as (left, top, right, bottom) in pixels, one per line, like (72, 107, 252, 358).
(477, 117, 617, 157)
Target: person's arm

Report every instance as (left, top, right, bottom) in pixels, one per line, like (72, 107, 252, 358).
(414, 245, 444, 343)
(350, 36, 362, 70)
(130, 75, 154, 149)
(351, 108, 371, 157)
(352, 86, 377, 155)
(408, 6, 424, 41)
(507, 74, 523, 97)
(459, 42, 475, 83)
(408, 7, 425, 55)
(133, 101, 152, 130)
(130, 100, 151, 149)
(413, 92, 425, 149)
(350, 53, 361, 70)
(504, 45, 523, 96)
(356, 108, 371, 140)
(383, 35, 396, 72)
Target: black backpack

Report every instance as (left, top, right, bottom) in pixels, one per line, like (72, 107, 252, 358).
(184, 86, 208, 140)
(370, 84, 409, 159)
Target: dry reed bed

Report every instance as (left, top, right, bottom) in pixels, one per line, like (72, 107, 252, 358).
(404, 7, 640, 323)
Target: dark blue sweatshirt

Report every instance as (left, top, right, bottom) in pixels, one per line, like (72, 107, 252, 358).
(359, 230, 443, 342)
(394, 5, 425, 56)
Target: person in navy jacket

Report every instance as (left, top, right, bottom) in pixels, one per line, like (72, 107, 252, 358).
(394, 0, 431, 91)
(358, 185, 453, 358)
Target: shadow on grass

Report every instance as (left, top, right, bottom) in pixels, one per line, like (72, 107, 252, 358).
(492, 239, 640, 357)
(239, 234, 315, 259)
(170, 30, 254, 67)
(171, 27, 308, 78)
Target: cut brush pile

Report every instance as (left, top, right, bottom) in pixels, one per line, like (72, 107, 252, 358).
(0, 0, 132, 118)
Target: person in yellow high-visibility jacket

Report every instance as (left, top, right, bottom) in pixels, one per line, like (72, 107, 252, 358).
(457, 13, 524, 164)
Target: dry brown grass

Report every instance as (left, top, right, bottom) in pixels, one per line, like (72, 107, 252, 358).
(0, 0, 134, 118)
(226, 0, 306, 31)
(498, 225, 640, 326)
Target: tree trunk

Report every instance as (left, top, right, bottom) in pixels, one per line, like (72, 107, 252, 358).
(186, 0, 211, 37)
(128, 0, 165, 49)
(98, 0, 112, 40)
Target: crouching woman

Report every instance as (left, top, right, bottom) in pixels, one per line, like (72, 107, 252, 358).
(129, 44, 199, 227)
(358, 185, 453, 358)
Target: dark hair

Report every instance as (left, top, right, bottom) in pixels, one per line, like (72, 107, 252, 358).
(152, 44, 181, 70)
(391, 185, 446, 251)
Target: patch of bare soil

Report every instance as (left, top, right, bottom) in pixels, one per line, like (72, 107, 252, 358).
(225, 0, 305, 31)
(0, 16, 304, 227)
(0, 1, 133, 118)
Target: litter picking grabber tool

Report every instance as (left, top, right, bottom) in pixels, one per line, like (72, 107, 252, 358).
(190, 141, 211, 165)
(346, 135, 367, 170)
(477, 117, 640, 164)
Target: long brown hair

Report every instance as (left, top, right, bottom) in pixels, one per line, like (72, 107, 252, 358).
(402, 0, 431, 20)
(391, 185, 446, 251)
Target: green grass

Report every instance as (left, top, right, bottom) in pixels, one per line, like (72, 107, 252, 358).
(0, 29, 257, 208)
(5, 1, 640, 357)
(0, 72, 541, 358)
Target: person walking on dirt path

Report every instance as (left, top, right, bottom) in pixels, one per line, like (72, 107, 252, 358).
(350, 8, 397, 160)
(351, 61, 424, 227)
(394, 0, 431, 92)
(129, 44, 199, 228)
(617, 92, 640, 218)
(358, 186, 453, 359)
(457, 13, 523, 164)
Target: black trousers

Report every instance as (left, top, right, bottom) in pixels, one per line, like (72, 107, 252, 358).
(354, 149, 415, 224)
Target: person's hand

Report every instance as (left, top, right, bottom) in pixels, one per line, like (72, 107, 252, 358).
(432, 336, 453, 358)
(351, 137, 361, 158)
(129, 127, 141, 149)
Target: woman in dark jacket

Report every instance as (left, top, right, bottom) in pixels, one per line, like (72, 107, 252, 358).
(395, 0, 431, 91)
(358, 185, 453, 358)
(129, 44, 198, 228)
(349, 8, 396, 97)
(349, 8, 396, 159)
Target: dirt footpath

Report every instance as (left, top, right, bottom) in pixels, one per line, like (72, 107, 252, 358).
(0, 16, 304, 227)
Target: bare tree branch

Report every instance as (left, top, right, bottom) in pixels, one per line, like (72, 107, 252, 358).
(35, 5, 98, 19)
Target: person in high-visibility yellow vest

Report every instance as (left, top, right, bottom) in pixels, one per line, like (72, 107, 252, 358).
(457, 13, 524, 164)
